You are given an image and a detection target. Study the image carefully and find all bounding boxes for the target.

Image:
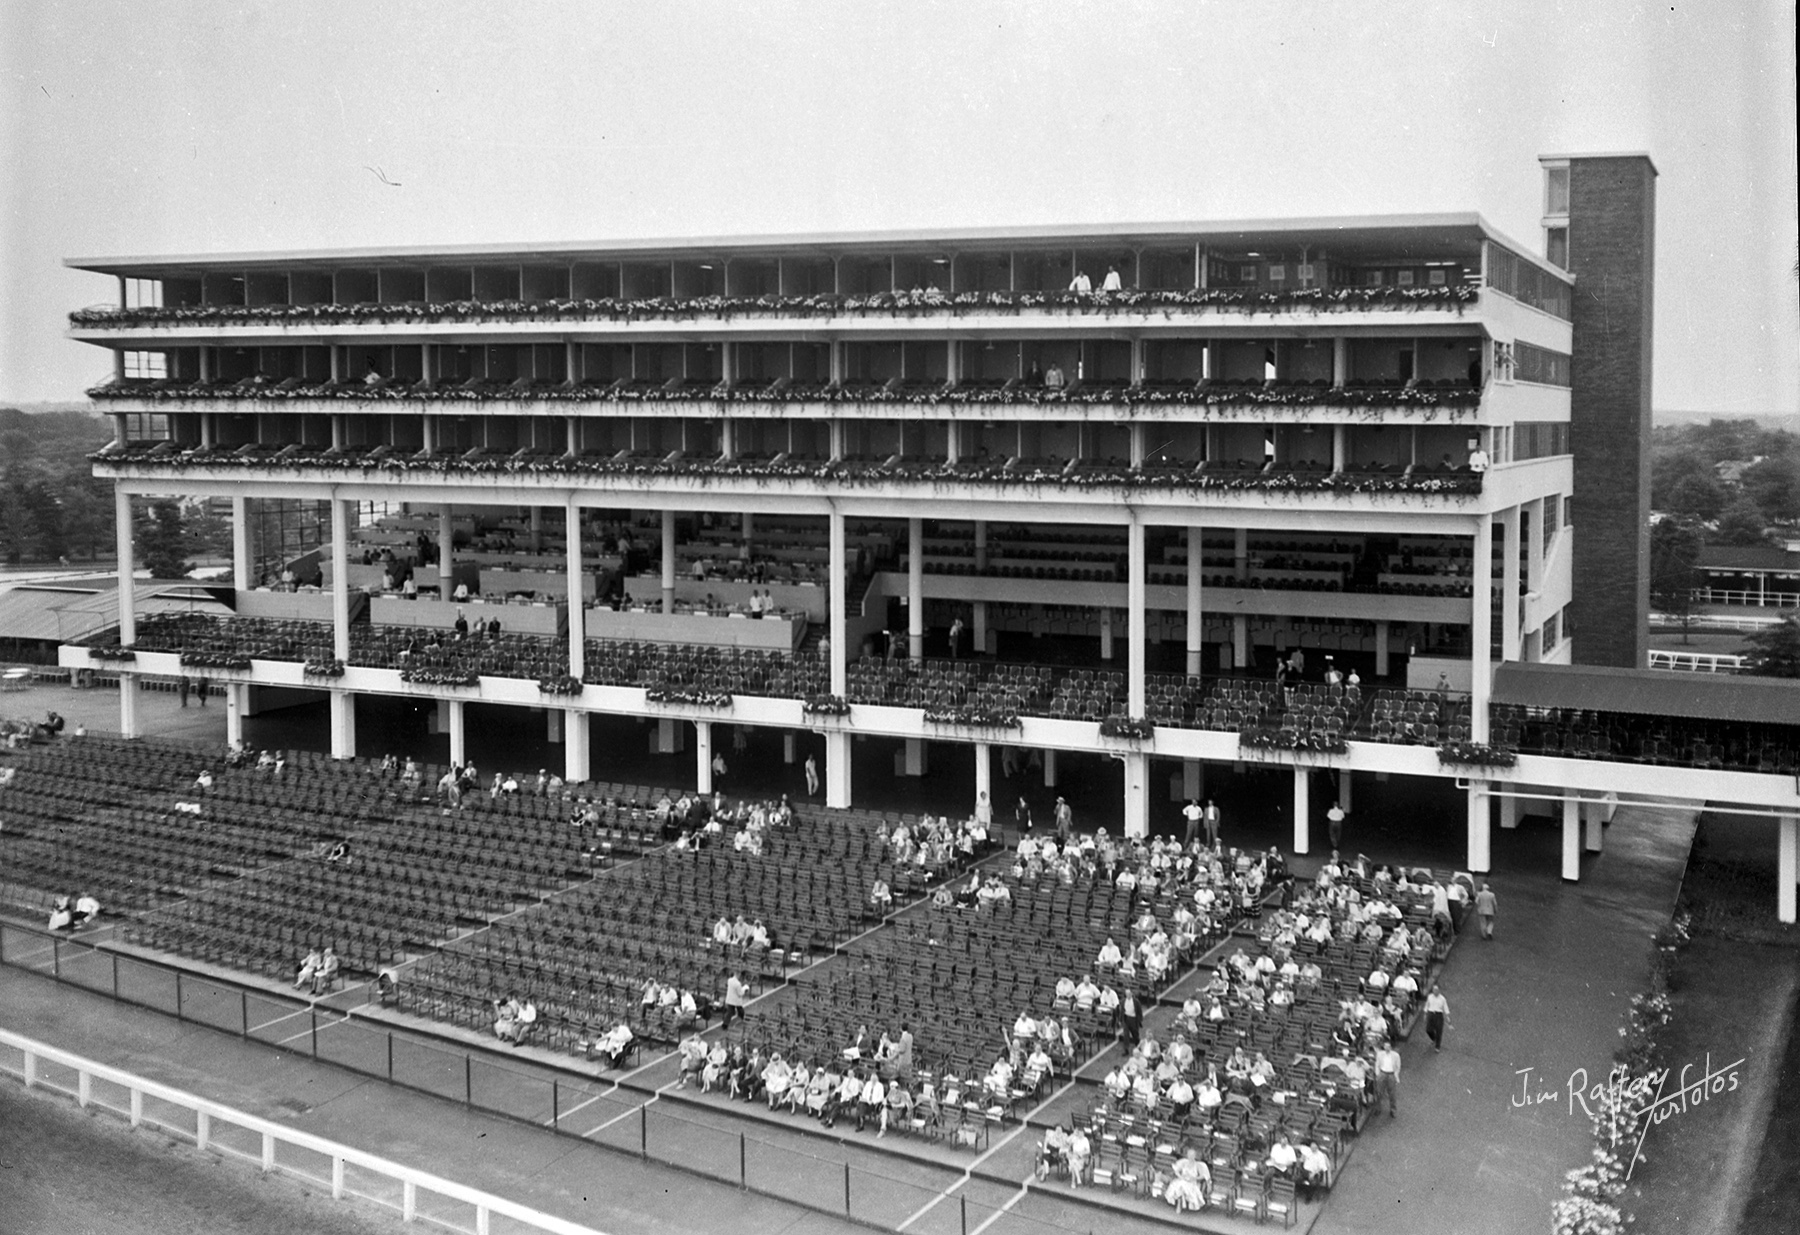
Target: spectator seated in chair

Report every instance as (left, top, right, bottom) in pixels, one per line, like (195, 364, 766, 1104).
(72, 891, 101, 929)
(46, 896, 75, 932)
(1165, 1146, 1211, 1212)
(294, 947, 323, 990)
(312, 946, 339, 995)
(375, 967, 400, 1005)
(675, 1032, 708, 1088)
(1036, 1125, 1071, 1180)
(584, 1020, 635, 1069)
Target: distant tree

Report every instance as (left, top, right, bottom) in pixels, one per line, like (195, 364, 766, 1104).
(136, 499, 193, 579)
(1664, 473, 1727, 521)
(1714, 498, 1769, 547)
(1739, 455, 1800, 522)
(1649, 519, 1705, 643)
(1743, 615, 1800, 678)
(0, 482, 32, 565)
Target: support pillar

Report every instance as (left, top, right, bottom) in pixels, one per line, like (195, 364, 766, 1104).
(1467, 783, 1491, 874)
(1232, 615, 1249, 671)
(829, 511, 848, 698)
(1331, 337, 1348, 387)
(114, 488, 136, 646)
(1043, 749, 1058, 788)
(1562, 792, 1582, 882)
(1182, 759, 1202, 801)
(825, 731, 852, 809)
(1499, 794, 1521, 830)
(225, 683, 245, 747)
(232, 497, 252, 590)
(1185, 528, 1203, 677)
(1293, 769, 1310, 855)
(447, 699, 466, 767)
(1127, 521, 1146, 716)
(329, 691, 356, 760)
(1584, 802, 1605, 853)
(661, 511, 676, 614)
(547, 709, 562, 742)
(565, 498, 586, 679)
(1779, 816, 1797, 925)
(908, 517, 924, 661)
(438, 506, 454, 582)
(974, 743, 992, 811)
(696, 722, 714, 794)
(973, 601, 989, 656)
(330, 498, 351, 662)
(118, 673, 138, 738)
(1100, 611, 1115, 661)
(1122, 752, 1149, 839)
(564, 711, 588, 784)
(901, 739, 927, 777)
(1501, 505, 1522, 662)
(530, 506, 543, 554)
(974, 521, 988, 571)
(1470, 517, 1494, 742)
(1375, 620, 1391, 678)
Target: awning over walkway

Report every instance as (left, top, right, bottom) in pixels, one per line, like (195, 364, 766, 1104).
(1492, 661, 1799, 727)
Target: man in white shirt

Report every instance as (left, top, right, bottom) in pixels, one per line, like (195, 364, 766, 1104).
(1101, 265, 1123, 292)
(1373, 1044, 1402, 1117)
(1068, 270, 1093, 293)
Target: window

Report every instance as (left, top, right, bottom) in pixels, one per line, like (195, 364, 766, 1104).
(1267, 264, 1285, 282)
(1564, 496, 1574, 527)
(1545, 165, 1571, 216)
(1541, 611, 1559, 651)
(1365, 270, 1384, 287)
(1542, 492, 1560, 549)
(1297, 263, 1315, 283)
(1484, 241, 1574, 320)
(1397, 269, 1415, 287)
(1428, 268, 1447, 286)
(1239, 265, 1258, 283)
(125, 278, 162, 310)
(1514, 342, 1571, 387)
(1514, 422, 1571, 460)
(1545, 226, 1569, 270)
(123, 351, 167, 379)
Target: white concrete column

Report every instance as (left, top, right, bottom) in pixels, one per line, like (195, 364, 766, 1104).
(118, 673, 139, 738)
(529, 506, 544, 554)
(661, 510, 677, 614)
(1232, 615, 1249, 671)
(825, 730, 852, 808)
(329, 691, 356, 760)
(1499, 793, 1520, 830)
(330, 498, 351, 662)
(829, 418, 844, 462)
(1470, 517, 1494, 743)
(565, 415, 579, 456)
(114, 488, 136, 646)
(447, 699, 467, 767)
(1527, 497, 1545, 593)
(974, 521, 988, 571)
(1127, 521, 1146, 715)
(1123, 752, 1149, 839)
(1129, 424, 1146, 469)
(565, 498, 586, 679)
(901, 739, 926, 777)
(1585, 802, 1605, 853)
(225, 683, 245, 747)
(232, 497, 252, 590)
(1293, 769, 1311, 855)
(1331, 425, 1347, 474)
(423, 415, 437, 455)
(1375, 620, 1391, 678)
(829, 510, 848, 698)
(564, 711, 588, 784)
(973, 601, 989, 656)
(1501, 505, 1522, 662)
(1562, 792, 1582, 882)
(908, 517, 924, 661)
(1779, 816, 1798, 925)
(1185, 528, 1204, 677)
(1182, 759, 1202, 800)
(1331, 337, 1348, 387)
(331, 413, 345, 451)
(974, 743, 992, 808)
(1043, 749, 1058, 787)
(1467, 782, 1491, 873)
(696, 721, 713, 794)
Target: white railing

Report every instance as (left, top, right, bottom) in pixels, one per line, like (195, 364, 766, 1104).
(0, 1029, 609, 1235)
(1647, 649, 1747, 673)
(1691, 588, 1800, 609)
(1650, 611, 1784, 632)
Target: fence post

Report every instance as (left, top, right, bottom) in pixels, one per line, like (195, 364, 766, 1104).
(310, 1008, 318, 1057)
(196, 1110, 210, 1150)
(130, 1087, 143, 1127)
(241, 990, 249, 1037)
(331, 1155, 345, 1199)
(402, 1180, 417, 1222)
(22, 1049, 36, 1089)
(961, 1193, 967, 1235)
(844, 1162, 851, 1216)
(174, 969, 182, 1020)
(739, 1132, 746, 1190)
(112, 952, 119, 1000)
(465, 1054, 473, 1106)
(552, 1080, 559, 1132)
(78, 1069, 91, 1108)
(640, 1104, 648, 1159)
(386, 1033, 393, 1082)
(53, 936, 61, 978)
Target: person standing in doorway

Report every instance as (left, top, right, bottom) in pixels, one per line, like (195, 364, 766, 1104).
(948, 615, 965, 659)
(1203, 799, 1221, 849)
(804, 752, 820, 797)
(1423, 985, 1449, 1052)
(1327, 801, 1346, 850)
(1053, 796, 1074, 844)
(1182, 799, 1203, 847)
(711, 751, 728, 796)
(1475, 882, 1498, 939)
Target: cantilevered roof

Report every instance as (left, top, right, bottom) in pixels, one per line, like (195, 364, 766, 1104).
(1492, 662, 1800, 727)
(0, 582, 228, 645)
(65, 212, 1563, 282)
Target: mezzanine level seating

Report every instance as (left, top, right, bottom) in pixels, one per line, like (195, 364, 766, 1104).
(1490, 705, 1799, 774)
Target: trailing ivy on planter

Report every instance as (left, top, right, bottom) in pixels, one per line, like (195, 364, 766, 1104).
(87, 646, 137, 663)
(923, 707, 1022, 730)
(536, 675, 585, 697)
(302, 658, 347, 679)
(644, 687, 733, 708)
(800, 694, 852, 716)
(1099, 716, 1155, 741)
(401, 667, 480, 687)
(1436, 741, 1518, 769)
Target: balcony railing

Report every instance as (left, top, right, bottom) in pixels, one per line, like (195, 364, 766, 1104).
(86, 374, 1484, 412)
(90, 442, 1487, 497)
(71, 282, 1481, 330)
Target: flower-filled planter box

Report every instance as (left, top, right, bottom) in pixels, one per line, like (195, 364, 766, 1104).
(302, 658, 347, 679)
(1099, 716, 1155, 741)
(1436, 742, 1518, 769)
(924, 708, 1021, 731)
(179, 651, 253, 671)
(401, 668, 480, 688)
(537, 675, 585, 697)
(1237, 729, 1349, 757)
(800, 695, 852, 717)
(87, 646, 137, 663)
(644, 687, 733, 709)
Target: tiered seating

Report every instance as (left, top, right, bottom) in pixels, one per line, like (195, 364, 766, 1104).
(1194, 679, 1366, 748)
(1042, 668, 1128, 721)
(1356, 689, 1470, 745)
(1141, 674, 1207, 727)
(352, 626, 567, 679)
(1492, 705, 1800, 773)
(583, 639, 827, 698)
(107, 613, 336, 663)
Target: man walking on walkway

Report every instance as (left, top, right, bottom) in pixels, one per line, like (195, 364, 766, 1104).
(1373, 1043, 1402, 1117)
(1475, 882, 1498, 939)
(1423, 985, 1449, 1051)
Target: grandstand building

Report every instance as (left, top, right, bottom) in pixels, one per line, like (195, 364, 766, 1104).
(57, 152, 1800, 914)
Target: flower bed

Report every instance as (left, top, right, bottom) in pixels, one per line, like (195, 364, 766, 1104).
(1237, 728, 1349, 756)
(301, 658, 346, 679)
(86, 646, 137, 663)
(1099, 716, 1155, 741)
(178, 651, 252, 670)
(923, 706, 1021, 730)
(800, 694, 852, 716)
(1436, 741, 1518, 769)
(644, 687, 733, 708)
(536, 674, 584, 697)
(71, 283, 1478, 331)
(400, 667, 479, 687)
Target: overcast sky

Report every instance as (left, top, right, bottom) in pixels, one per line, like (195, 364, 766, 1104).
(2, 0, 1794, 416)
